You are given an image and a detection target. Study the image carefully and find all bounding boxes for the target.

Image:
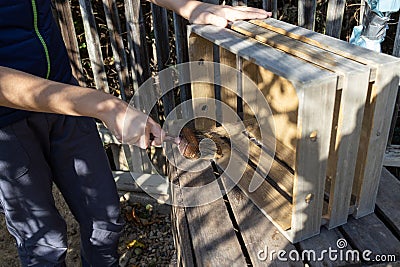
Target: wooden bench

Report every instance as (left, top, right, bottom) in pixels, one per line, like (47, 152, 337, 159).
(170, 161, 400, 266)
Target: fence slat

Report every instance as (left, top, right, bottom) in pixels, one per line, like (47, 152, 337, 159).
(151, 4, 175, 117)
(173, 13, 193, 118)
(53, 0, 86, 87)
(79, 0, 110, 93)
(298, 0, 317, 30)
(325, 0, 346, 38)
(102, 0, 132, 100)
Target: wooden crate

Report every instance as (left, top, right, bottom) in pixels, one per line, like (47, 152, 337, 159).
(186, 19, 400, 243)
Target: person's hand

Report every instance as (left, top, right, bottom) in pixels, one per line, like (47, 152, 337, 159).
(189, 3, 271, 27)
(103, 102, 165, 149)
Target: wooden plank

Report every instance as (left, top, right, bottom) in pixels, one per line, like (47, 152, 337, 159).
(188, 33, 216, 130)
(325, 0, 346, 38)
(173, 13, 192, 118)
(216, 138, 293, 233)
(383, 145, 400, 167)
(173, 155, 248, 266)
(188, 25, 338, 87)
(124, 0, 151, 85)
(375, 167, 400, 237)
(249, 18, 398, 71)
(53, 0, 86, 86)
(298, 227, 360, 266)
(340, 214, 400, 259)
(79, 0, 109, 93)
(113, 171, 169, 196)
(219, 48, 239, 122)
(290, 79, 337, 242)
(168, 149, 196, 267)
(297, 0, 316, 30)
(353, 62, 400, 217)
(102, 0, 132, 100)
(223, 186, 303, 266)
(151, 4, 175, 116)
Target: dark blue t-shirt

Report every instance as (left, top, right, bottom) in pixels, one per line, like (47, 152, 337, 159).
(0, 0, 73, 127)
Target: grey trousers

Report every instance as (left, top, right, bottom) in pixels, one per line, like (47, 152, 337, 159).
(0, 113, 123, 266)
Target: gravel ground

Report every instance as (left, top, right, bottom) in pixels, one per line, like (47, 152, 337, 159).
(0, 187, 176, 267)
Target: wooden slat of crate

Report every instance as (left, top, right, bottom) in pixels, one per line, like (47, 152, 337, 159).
(188, 25, 337, 242)
(188, 33, 216, 130)
(229, 20, 371, 228)
(250, 18, 400, 218)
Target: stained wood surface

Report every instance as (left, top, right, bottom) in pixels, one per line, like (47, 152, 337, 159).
(375, 168, 400, 237)
(223, 187, 303, 267)
(170, 152, 248, 266)
(298, 227, 360, 266)
(383, 145, 400, 167)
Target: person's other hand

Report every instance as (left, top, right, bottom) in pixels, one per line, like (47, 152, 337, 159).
(189, 3, 271, 27)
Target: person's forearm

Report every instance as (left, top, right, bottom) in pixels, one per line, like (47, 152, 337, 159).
(146, 0, 202, 20)
(0, 66, 126, 123)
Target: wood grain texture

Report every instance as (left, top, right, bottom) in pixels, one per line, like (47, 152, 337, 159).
(341, 214, 400, 258)
(223, 187, 303, 266)
(290, 79, 337, 242)
(172, 154, 248, 266)
(53, 0, 86, 86)
(188, 33, 216, 130)
(298, 227, 360, 266)
(375, 167, 400, 237)
(102, 0, 131, 100)
(216, 138, 293, 232)
(325, 0, 346, 38)
(79, 0, 109, 92)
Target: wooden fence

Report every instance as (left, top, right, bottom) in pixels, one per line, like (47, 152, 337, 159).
(52, 0, 400, 173)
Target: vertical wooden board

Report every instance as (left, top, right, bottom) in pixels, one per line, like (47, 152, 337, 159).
(298, 227, 360, 266)
(325, 0, 346, 38)
(354, 64, 400, 218)
(375, 168, 400, 237)
(188, 33, 216, 130)
(168, 147, 196, 267)
(79, 0, 109, 93)
(327, 71, 370, 228)
(151, 4, 175, 116)
(297, 0, 316, 30)
(242, 59, 260, 121)
(175, 164, 248, 265)
(124, 0, 151, 85)
(223, 187, 303, 267)
(291, 79, 337, 242)
(256, 66, 299, 152)
(341, 214, 400, 258)
(219, 48, 239, 123)
(53, 0, 86, 86)
(102, 0, 132, 100)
